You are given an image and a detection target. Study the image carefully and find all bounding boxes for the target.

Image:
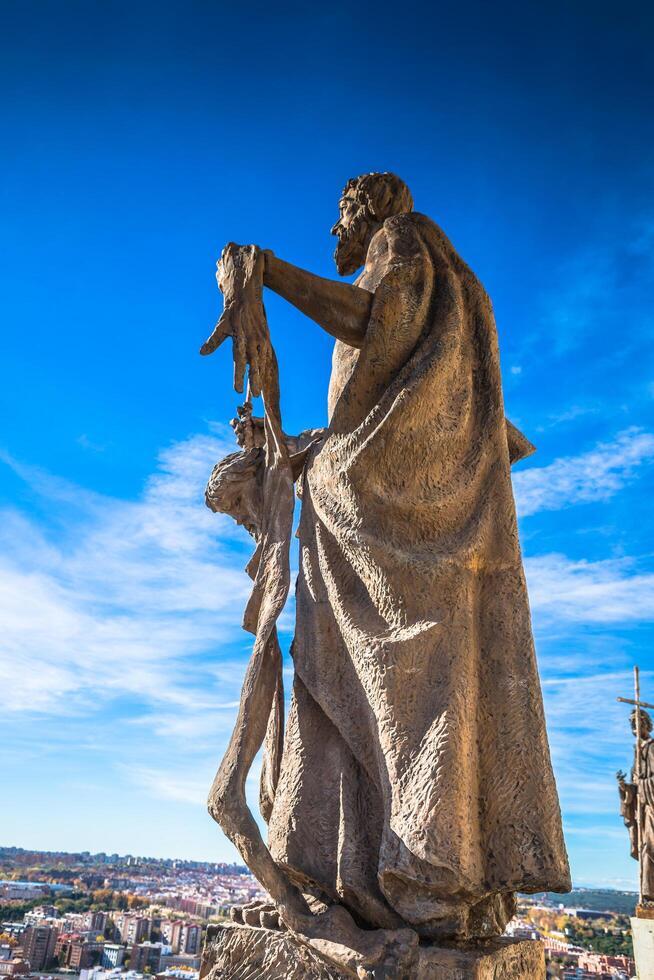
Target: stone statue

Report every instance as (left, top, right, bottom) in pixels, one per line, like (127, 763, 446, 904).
(199, 173, 570, 977)
(617, 708, 654, 900)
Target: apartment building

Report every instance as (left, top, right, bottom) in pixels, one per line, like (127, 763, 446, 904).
(20, 925, 58, 971)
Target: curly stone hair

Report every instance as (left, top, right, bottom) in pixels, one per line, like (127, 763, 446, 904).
(342, 172, 414, 222)
(205, 447, 264, 527)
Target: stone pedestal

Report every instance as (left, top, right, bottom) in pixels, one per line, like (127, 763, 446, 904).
(200, 922, 545, 979)
(632, 915, 654, 979)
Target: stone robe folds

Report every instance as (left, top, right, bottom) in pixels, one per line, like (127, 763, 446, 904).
(267, 211, 570, 937)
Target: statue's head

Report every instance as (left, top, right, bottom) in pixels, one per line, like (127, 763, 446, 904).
(630, 708, 653, 738)
(205, 448, 264, 538)
(331, 172, 414, 276)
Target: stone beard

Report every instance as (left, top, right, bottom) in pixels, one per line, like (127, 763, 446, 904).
(202, 172, 570, 966)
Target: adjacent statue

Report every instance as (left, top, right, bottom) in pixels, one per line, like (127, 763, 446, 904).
(200, 173, 570, 976)
(618, 708, 654, 901)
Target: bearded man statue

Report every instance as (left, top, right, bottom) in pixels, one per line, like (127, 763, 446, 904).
(200, 172, 570, 964)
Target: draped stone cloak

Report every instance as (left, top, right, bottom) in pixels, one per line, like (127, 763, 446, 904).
(267, 211, 571, 935)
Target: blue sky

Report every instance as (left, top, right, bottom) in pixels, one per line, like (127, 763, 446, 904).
(1, 0, 653, 889)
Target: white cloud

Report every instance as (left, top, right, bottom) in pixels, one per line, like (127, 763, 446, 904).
(536, 666, 649, 833)
(563, 826, 625, 839)
(120, 765, 212, 805)
(536, 403, 600, 431)
(121, 760, 263, 807)
(0, 428, 257, 718)
(513, 427, 654, 517)
(526, 553, 654, 624)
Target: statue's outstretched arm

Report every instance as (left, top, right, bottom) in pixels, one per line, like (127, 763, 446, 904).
(263, 251, 373, 348)
(200, 244, 372, 394)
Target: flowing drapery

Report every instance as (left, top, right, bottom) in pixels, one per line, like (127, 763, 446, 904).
(268, 212, 570, 936)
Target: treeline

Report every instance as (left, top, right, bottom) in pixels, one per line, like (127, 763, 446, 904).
(564, 918, 634, 958)
(0, 890, 149, 920)
(527, 889, 638, 916)
(86, 890, 150, 912)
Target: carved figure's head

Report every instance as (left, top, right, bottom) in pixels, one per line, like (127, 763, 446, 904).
(630, 708, 653, 738)
(205, 448, 264, 538)
(331, 172, 414, 276)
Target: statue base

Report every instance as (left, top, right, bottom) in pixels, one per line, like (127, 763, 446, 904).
(200, 922, 545, 979)
(631, 914, 654, 979)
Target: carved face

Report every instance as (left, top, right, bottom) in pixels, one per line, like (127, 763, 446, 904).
(205, 450, 263, 538)
(331, 190, 372, 276)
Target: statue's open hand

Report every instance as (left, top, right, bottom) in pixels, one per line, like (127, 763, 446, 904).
(616, 769, 627, 786)
(200, 244, 270, 398)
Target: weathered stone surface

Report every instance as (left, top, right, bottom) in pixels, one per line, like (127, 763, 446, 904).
(415, 938, 545, 979)
(198, 172, 570, 971)
(200, 923, 348, 980)
(200, 923, 545, 980)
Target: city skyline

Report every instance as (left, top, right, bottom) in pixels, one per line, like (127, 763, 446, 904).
(1, 0, 654, 890)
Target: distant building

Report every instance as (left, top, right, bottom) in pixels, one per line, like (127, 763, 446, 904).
(20, 924, 58, 971)
(82, 911, 109, 933)
(69, 940, 105, 971)
(163, 921, 184, 952)
(129, 942, 163, 973)
(115, 915, 151, 944)
(56, 934, 105, 970)
(178, 924, 201, 955)
(81, 969, 147, 980)
(26, 905, 57, 919)
(0, 961, 28, 977)
(159, 922, 176, 947)
(101, 944, 124, 969)
(577, 950, 635, 975)
(195, 903, 214, 920)
(563, 907, 610, 922)
(0, 883, 49, 902)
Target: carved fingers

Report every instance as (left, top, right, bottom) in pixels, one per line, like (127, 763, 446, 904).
(238, 304, 264, 397)
(231, 318, 247, 393)
(201, 244, 271, 399)
(200, 306, 234, 356)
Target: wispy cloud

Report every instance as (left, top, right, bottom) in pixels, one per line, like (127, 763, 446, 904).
(513, 427, 654, 517)
(526, 553, 654, 624)
(120, 765, 213, 805)
(535, 403, 600, 432)
(537, 666, 648, 846)
(121, 760, 263, 807)
(0, 427, 256, 720)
